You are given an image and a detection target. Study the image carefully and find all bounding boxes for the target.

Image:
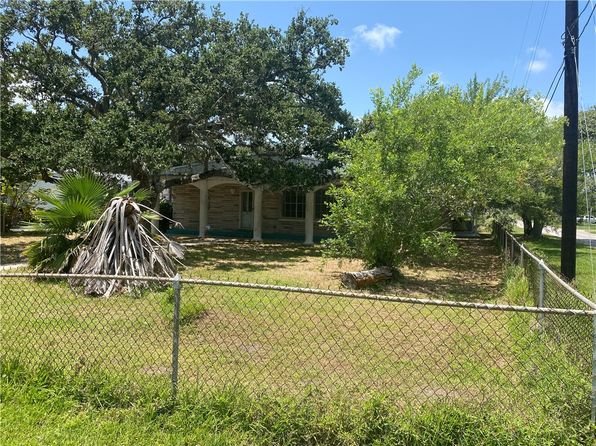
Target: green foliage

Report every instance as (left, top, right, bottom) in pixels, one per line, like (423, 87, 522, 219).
(24, 171, 111, 271)
(23, 233, 79, 272)
(0, 179, 35, 233)
(2, 358, 591, 446)
(1, 0, 353, 189)
(325, 67, 562, 268)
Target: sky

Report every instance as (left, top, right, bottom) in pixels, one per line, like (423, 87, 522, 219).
(210, 1, 596, 119)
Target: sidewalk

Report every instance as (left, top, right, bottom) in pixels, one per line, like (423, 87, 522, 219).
(515, 221, 595, 247)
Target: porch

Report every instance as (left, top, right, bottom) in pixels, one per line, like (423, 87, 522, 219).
(169, 176, 330, 245)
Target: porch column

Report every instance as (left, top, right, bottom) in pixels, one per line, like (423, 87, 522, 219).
(199, 182, 208, 238)
(304, 190, 315, 245)
(252, 186, 263, 242)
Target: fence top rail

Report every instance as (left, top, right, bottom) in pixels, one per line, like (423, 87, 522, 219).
(1, 271, 594, 316)
(499, 227, 596, 310)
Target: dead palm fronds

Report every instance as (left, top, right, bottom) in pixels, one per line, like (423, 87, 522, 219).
(69, 197, 184, 297)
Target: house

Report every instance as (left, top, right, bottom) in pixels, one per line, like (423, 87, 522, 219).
(160, 160, 332, 244)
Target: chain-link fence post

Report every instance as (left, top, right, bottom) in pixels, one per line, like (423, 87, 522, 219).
(592, 313, 596, 424)
(501, 226, 504, 250)
(171, 273, 182, 401)
(511, 236, 515, 261)
(538, 261, 545, 331)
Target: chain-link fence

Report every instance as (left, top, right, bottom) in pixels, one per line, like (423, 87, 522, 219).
(1, 271, 594, 423)
(493, 223, 595, 363)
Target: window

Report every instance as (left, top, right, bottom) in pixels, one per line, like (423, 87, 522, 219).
(315, 189, 330, 219)
(282, 190, 305, 218)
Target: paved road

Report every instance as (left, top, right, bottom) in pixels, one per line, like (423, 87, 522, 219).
(516, 221, 595, 247)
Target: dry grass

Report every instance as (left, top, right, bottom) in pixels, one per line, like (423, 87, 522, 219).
(0, 232, 42, 265)
(0, 275, 535, 411)
(177, 235, 505, 302)
(1, 231, 504, 304)
(0, 236, 588, 419)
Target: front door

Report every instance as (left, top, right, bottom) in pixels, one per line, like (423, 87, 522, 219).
(240, 191, 253, 229)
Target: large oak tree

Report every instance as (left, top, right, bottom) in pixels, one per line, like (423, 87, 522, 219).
(1, 0, 353, 193)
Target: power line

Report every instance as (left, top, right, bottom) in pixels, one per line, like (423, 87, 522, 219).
(578, 3, 596, 40)
(523, 1, 550, 88)
(511, 1, 534, 85)
(543, 59, 564, 104)
(561, 1, 595, 41)
(561, 0, 592, 41)
(543, 63, 564, 116)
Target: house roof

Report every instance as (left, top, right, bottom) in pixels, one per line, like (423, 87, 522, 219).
(160, 155, 324, 188)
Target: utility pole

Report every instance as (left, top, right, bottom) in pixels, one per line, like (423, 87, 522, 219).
(561, 0, 579, 280)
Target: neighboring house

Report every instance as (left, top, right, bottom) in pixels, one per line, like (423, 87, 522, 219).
(160, 160, 332, 244)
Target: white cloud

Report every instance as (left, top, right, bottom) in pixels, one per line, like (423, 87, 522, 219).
(541, 99, 564, 118)
(528, 47, 550, 60)
(526, 47, 550, 73)
(528, 60, 547, 73)
(353, 24, 401, 52)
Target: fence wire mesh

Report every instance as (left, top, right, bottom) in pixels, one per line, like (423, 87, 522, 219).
(1, 270, 594, 423)
(493, 223, 595, 372)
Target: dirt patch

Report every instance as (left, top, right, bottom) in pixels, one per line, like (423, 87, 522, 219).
(393, 237, 505, 302)
(0, 233, 42, 265)
(180, 235, 504, 302)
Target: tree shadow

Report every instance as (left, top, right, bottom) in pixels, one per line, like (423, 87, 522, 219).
(0, 232, 42, 265)
(178, 237, 324, 273)
(388, 236, 505, 302)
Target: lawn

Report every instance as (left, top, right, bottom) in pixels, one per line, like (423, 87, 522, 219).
(1, 231, 505, 303)
(177, 235, 505, 302)
(517, 235, 595, 299)
(0, 232, 42, 265)
(1, 234, 592, 443)
(577, 223, 596, 234)
(2, 358, 589, 446)
(1, 274, 532, 406)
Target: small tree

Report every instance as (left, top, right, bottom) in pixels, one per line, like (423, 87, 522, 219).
(0, 179, 35, 233)
(325, 68, 562, 269)
(69, 196, 183, 296)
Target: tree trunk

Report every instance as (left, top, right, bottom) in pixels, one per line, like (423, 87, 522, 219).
(522, 215, 532, 236)
(340, 267, 393, 289)
(528, 221, 544, 239)
(150, 178, 164, 236)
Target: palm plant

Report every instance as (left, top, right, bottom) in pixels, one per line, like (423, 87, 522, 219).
(24, 172, 146, 272)
(69, 196, 183, 296)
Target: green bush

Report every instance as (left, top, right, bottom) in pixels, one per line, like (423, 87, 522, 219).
(324, 68, 561, 270)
